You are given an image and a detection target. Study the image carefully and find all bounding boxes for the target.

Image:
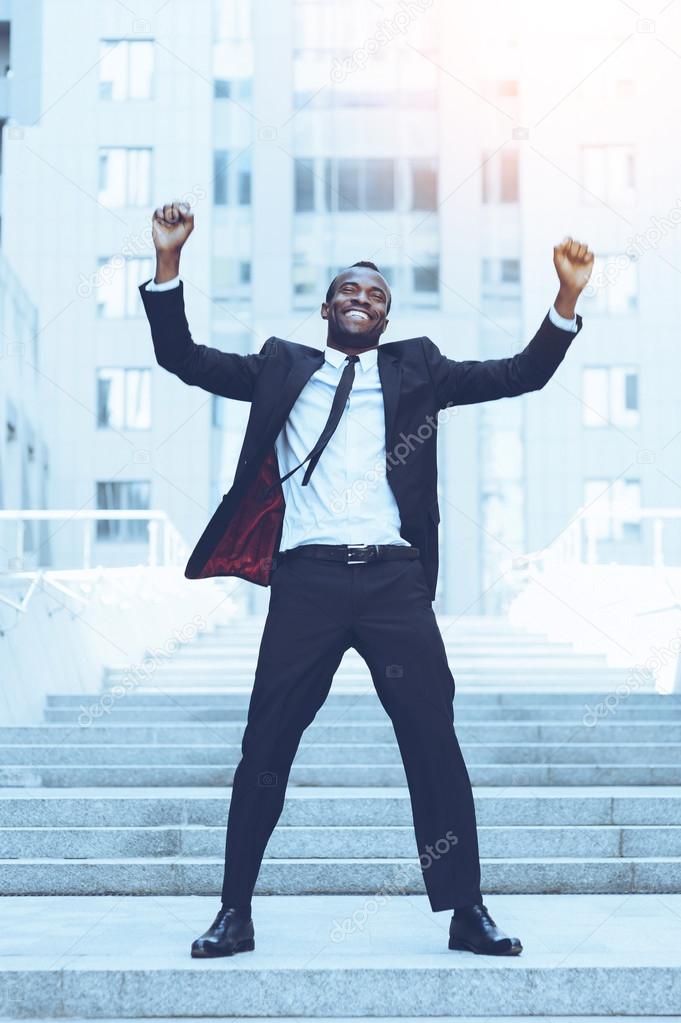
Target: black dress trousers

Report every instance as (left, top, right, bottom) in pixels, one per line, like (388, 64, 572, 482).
(221, 554, 483, 912)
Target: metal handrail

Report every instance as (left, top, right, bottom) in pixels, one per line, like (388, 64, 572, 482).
(0, 509, 188, 570)
(506, 505, 681, 572)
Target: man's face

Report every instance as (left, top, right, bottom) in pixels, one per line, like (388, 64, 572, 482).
(321, 267, 390, 346)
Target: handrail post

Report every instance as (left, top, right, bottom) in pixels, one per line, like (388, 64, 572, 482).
(162, 517, 172, 566)
(82, 519, 93, 570)
(15, 518, 24, 568)
(585, 515, 598, 565)
(652, 517, 664, 568)
(148, 519, 158, 567)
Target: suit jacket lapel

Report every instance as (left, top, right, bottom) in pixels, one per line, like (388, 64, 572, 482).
(260, 344, 401, 453)
(260, 349, 324, 444)
(378, 346, 402, 447)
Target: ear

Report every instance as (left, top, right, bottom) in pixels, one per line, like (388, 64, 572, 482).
(320, 303, 329, 321)
(380, 317, 389, 336)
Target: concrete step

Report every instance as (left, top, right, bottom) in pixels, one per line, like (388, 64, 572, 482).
(151, 652, 614, 668)
(0, 787, 678, 827)
(183, 636, 589, 648)
(0, 895, 679, 1016)
(2, 722, 679, 744)
(138, 678, 654, 692)
(209, 618, 545, 631)
(9, 1018, 676, 1023)
(48, 689, 676, 706)
(104, 667, 643, 684)
(1, 854, 681, 896)
(208, 621, 559, 636)
(42, 704, 681, 722)
(4, 741, 681, 766)
(4, 762, 681, 787)
(1, 824, 679, 860)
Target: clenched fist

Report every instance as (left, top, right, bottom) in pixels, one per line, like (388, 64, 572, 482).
(152, 201, 195, 255)
(553, 237, 594, 295)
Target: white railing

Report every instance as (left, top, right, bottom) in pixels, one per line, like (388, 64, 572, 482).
(502, 504, 681, 689)
(0, 563, 241, 725)
(508, 505, 681, 574)
(0, 509, 188, 572)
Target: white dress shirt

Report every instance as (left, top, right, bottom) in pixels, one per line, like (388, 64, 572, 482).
(144, 276, 578, 549)
(273, 342, 410, 550)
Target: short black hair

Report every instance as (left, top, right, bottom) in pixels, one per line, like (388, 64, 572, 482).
(325, 260, 392, 313)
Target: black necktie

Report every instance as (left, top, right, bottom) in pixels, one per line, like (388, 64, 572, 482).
(278, 353, 360, 489)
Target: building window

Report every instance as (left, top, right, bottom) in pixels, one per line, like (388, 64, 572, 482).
(325, 158, 395, 212)
(482, 149, 519, 203)
(500, 150, 519, 201)
(98, 148, 152, 208)
(214, 76, 252, 101)
(211, 394, 223, 428)
(583, 478, 641, 542)
(237, 157, 251, 204)
(214, 149, 252, 206)
(96, 480, 151, 541)
(214, 150, 229, 205)
(500, 259, 521, 283)
(6, 402, 17, 443)
(581, 145, 635, 206)
(99, 40, 154, 100)
(296, 156, 440, 214)
(410, 159, 438, 211)
(412, 260, 439, 294)
(581, 366, 639, 428)
(584, 253, 638, 315)
(97, 368, 151, 430)
(294, 158, 316, 211)
(293, 254, 317, 305)
(213, 257, 251, 299)
(481, 258, 522, 299)
(96, 257, 154, 318)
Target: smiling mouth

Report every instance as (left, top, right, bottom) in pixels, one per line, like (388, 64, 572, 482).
(343, 308, 372, 323)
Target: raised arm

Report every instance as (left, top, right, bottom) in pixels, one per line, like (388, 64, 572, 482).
(139, 201, 270, 401)
(423, 237, 594, 409)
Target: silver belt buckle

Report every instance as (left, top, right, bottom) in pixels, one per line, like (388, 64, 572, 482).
(346, 544, 378, 563)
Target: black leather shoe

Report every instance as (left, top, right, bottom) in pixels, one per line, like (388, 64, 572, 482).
(448, 903, 522, 956)
(191, 905, 255, 958)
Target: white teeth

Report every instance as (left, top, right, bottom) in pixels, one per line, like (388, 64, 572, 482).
(346, 310, 369, 321)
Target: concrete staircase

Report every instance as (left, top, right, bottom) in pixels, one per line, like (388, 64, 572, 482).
(1, 615, 680, 1018)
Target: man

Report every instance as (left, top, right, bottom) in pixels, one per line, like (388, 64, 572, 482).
(140, 201, 593, 959)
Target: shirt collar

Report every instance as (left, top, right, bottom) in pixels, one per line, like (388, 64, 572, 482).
(324, 344, 378, 373)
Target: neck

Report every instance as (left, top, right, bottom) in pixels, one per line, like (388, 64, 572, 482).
(326, 336, 379, 357)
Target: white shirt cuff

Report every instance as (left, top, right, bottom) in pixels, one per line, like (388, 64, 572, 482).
(548, 303, 578, 332)
(145, 275, 181, 292)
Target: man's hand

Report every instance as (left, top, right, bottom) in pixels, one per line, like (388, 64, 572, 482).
(553, 237, 594, 318)
(151, 201, 195, 283)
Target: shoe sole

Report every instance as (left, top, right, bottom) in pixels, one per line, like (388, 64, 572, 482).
(448, 937, 523, 956)
(191, 938, 255, 959)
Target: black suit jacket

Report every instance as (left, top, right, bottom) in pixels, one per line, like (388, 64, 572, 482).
(139, 280, 582, 600)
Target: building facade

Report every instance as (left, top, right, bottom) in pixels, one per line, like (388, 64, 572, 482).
(2, 0, 680, 612)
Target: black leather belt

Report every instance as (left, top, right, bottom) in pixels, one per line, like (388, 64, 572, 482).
(276, 543, 420, 566)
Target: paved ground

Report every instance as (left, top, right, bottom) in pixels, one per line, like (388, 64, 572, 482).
(1, 894, 681, 1017)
